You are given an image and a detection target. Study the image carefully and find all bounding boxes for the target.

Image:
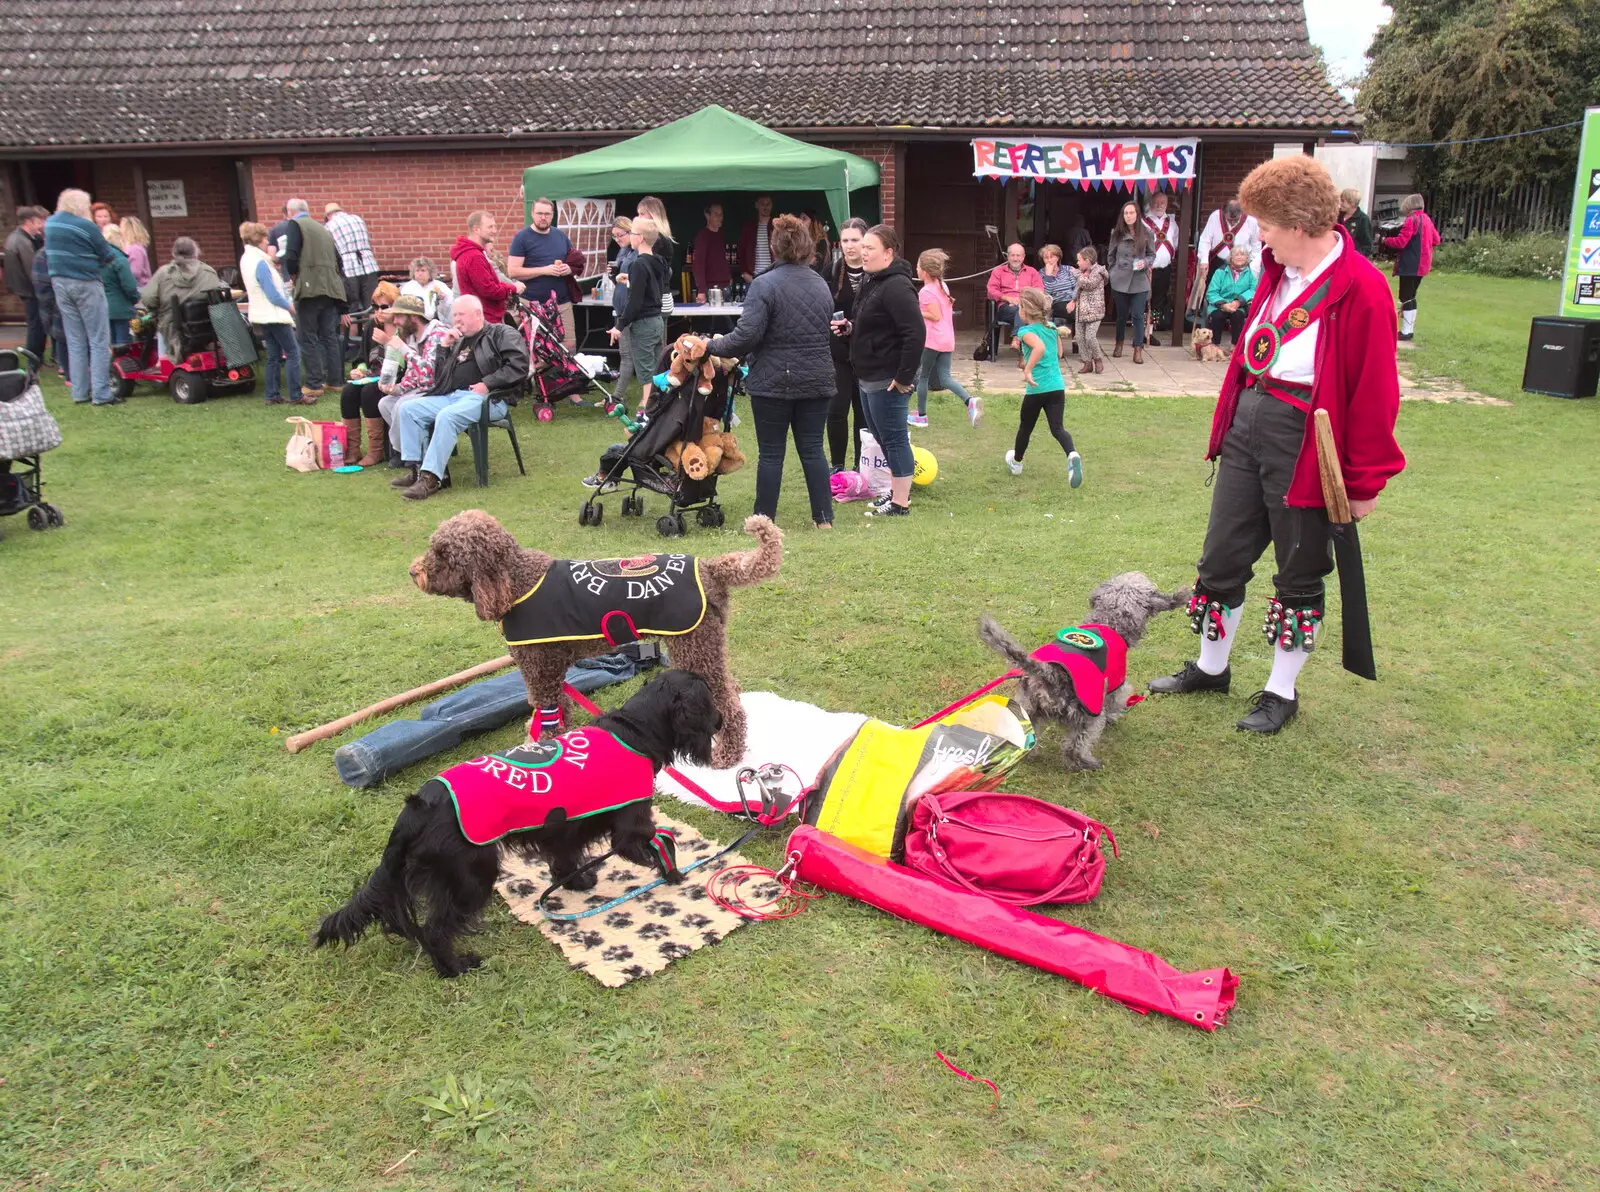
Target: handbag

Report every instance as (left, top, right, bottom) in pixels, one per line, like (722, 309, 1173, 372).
(901, 790, 1116, 906)
(284, 416, 346, 471)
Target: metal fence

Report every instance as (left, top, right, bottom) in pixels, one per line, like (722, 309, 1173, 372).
(1418, 182, 1570, 240)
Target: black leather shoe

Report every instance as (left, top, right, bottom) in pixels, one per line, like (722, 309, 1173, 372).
(1148, 660, 1230, 695)
(1237, 690, 1298, 734)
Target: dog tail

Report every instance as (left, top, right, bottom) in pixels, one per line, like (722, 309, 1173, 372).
(312, 799, 424, 951)
(709, 515, 784, 588)
(978, 614, 1040, 673)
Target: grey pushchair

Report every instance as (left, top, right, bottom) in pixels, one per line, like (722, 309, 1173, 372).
(0, 349, 65, 536)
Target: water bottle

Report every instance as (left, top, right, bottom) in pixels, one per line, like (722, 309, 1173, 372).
(380, 343, 404, 387)
(328, 435, 344, 469)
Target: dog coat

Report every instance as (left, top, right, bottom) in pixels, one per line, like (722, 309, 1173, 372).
(437, 729, 656, 846)
(1029, 623, 1128, 717)
(502, 554, 707, 646)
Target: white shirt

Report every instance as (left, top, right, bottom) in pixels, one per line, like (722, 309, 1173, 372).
(1198, 210, 1262, 274)
(1143, 212, 1178, 269)
(1245, 235, 1343, 389)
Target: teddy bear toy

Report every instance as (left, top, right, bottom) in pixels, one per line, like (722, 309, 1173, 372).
(666, 333, 716, 396)
(664, 417, 745, 481)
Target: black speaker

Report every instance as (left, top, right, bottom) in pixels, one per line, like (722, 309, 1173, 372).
(1523, 316, 1600, 399)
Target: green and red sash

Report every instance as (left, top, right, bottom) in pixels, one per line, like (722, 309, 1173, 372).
(1243, 271, 1334, 379)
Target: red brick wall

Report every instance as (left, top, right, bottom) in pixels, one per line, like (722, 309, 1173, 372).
(249, 148, 565, 274)
(1199, 140, 1278, 217)
(823, 140, 896, 226)
(94, 158, 240, 264)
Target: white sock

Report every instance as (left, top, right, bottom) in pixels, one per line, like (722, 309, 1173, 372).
(1264, 645, 1310, 699)
(1197, 604, 1243, 675)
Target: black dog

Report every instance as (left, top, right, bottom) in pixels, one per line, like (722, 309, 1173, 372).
(313, 669, 721, 977)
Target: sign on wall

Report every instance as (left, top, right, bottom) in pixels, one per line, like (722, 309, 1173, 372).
(1560, 107, 1600, 318)
(146, 179, 188, 218)
(971, 137, 1198, 188)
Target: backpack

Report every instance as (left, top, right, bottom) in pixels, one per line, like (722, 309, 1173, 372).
(901, 790, 1116, 905)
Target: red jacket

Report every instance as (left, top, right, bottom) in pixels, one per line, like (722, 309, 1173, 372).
(1381, 210, 1440, 278)
(450, 235, 519, 324)
(986, 263, 1044, 305)
(1208, 226, 1406, 507)
(693, 227, 733, 293)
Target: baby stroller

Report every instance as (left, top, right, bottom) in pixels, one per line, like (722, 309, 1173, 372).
(0, 349, 66, 536)
(578, 351, 742, 538)
(507, 296, 620, 423)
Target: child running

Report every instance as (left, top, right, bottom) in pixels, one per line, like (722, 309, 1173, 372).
(1005, 287, 1083, 487)
(911, 248, 981, 428)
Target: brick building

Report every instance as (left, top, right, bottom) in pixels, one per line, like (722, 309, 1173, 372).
(0, 1, 1353, 328)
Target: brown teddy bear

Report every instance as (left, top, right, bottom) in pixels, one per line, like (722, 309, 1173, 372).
(666, 333, 716, 396)
(663, 438, 712, 481)
(663, 417, 745, 480)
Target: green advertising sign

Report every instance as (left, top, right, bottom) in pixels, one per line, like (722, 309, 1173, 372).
(1560, 106, 1600, 318)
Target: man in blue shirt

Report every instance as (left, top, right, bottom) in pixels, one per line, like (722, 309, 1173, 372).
(507, 196, 575, 349)
(43, 188, 120, 406)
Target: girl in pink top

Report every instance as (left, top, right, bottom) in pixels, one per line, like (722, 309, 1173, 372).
(913, 249, 981, 428)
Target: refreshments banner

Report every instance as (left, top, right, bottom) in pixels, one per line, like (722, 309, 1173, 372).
(972, 137, 1198, 188)
(1560, 107, 1600, 318)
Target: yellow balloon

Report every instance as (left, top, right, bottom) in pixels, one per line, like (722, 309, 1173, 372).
(912, 445, 938, 486)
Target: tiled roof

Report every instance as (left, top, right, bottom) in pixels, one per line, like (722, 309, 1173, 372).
(0, 2, 1355, 149)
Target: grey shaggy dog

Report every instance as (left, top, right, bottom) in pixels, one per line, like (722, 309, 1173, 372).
(980, 572, 1190, 771)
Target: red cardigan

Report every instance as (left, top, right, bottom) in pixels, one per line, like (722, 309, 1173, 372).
(1208, 226, 1406, 508)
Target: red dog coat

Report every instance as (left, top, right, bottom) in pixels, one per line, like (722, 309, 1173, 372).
(1028, 623, 1128, 717)
(437, 729, 655, 846)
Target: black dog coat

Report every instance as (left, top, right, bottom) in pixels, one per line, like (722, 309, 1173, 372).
(502, 553, 706, 646)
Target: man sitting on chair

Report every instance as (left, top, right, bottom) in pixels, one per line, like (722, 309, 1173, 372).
(985, 242, 1043, 336)
(393, 294, 530, 500)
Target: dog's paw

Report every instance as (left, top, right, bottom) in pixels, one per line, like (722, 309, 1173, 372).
(1065, 754, 1103, 772)
(436, 953, 484, 978)
(564, 868, 599, 892)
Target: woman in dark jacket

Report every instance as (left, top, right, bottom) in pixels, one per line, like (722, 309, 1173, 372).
(1107, 201, 1156, 363)
(706, 215, 838, 528)
(826, 217, 869, 471)
(848, 224, 926, 517)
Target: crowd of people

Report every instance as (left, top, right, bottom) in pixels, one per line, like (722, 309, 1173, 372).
(2, 172, 1434, 518)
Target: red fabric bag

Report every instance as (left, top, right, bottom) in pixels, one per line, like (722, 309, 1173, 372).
(901, 791, 1116, 906)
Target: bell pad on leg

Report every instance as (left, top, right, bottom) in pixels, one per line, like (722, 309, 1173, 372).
(1263, 597, 1323, 652)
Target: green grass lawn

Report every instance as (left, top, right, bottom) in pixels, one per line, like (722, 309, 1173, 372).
(2, 274, 1597, 1191)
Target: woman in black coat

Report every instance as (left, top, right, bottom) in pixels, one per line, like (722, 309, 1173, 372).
(706, 215, 838, 528)
(826, 217, 869, 470)
(846, 224, 926, 517)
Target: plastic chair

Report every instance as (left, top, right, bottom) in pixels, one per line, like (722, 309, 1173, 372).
(464, 389, 526, 488)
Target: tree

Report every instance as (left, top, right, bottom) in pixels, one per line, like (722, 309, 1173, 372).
(1360, 0, 1600, 192)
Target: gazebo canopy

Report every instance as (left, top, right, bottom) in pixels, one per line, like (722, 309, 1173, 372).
(521, 105, 880, 229)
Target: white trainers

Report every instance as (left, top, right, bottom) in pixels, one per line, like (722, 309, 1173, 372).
(1005, 450, 1023, 476)
(968, 396, 983, 427)
(1067, 451, 1084, 488)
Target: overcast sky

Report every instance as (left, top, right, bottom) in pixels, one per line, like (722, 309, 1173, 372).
(1303, 0, 1392, 88)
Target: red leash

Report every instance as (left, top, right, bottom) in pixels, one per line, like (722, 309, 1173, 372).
(910, 670, 1021, 729)
(934, 1050, 1000, 1110)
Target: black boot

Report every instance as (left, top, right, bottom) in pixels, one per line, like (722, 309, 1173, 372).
(1237, 690, 1298, 734)
(1148, 660, 1230, 695)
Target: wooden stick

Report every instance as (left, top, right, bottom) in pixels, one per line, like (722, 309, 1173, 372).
(285, 656, 516, 753)
(1313, 409, 1352, 524)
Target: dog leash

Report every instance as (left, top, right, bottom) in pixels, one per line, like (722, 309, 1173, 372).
(535, 825, 765, 922)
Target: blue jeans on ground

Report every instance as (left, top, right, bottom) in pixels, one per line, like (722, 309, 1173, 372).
(109, 319, 131, 346)
(915, 347, 975, 416)
(296, 294, 342, 390)
(859, 380, 914, 478)
(1113, 289, 1148, 348)
(22, 297, 46, 363)
(400, 390, 508, 480)
(748, 393, 835, 525)
(995, 302, 1019, 327)
(331, 651, 662, 788)
(53, 276, 112, 404)
(260, 322, 302, 399)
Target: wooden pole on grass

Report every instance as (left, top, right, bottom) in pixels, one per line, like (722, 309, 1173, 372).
(285, 656, 517, 753)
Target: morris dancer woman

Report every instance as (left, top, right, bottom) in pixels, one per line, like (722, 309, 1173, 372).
(1148, 155, 1406, 734)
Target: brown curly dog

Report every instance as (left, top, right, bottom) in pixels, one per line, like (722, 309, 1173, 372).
(411, 510, 783, 767)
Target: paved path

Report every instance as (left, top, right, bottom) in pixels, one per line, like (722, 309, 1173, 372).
(955, 330, 1507, 404)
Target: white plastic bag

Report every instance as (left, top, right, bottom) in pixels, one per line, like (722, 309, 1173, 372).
(859, 430, 892, 498)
